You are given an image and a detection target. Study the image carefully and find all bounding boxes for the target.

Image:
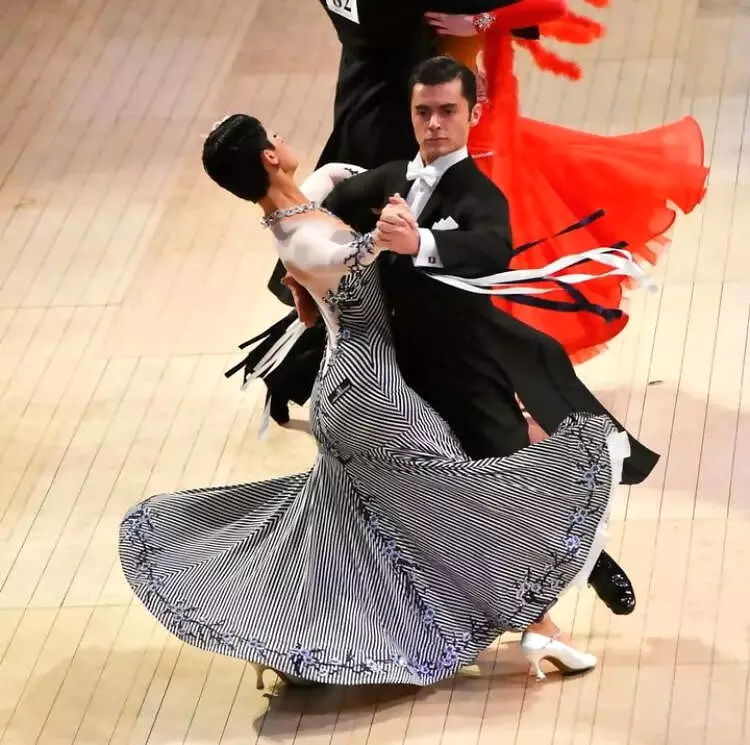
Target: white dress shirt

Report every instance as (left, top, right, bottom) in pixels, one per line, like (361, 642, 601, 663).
(405, 146, 468, 269)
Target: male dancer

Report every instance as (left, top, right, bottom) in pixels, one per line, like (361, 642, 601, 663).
(257, 1, 536, 422)
(285, 57, 657, 615)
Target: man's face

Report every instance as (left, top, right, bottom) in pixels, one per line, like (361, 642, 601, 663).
(410, 79, 480, 163)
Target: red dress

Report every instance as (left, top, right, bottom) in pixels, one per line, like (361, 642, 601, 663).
(444, 0, 708, 362)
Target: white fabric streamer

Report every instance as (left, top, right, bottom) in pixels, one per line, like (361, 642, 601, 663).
(240, 318, 307, 391)
(241, 318, 307, 440)
(432, 246, 658, 297)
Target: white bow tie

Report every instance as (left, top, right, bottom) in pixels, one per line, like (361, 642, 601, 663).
(406, 162, 439, 188)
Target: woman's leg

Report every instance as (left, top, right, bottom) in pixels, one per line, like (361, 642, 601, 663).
(526, 612, 559, 637)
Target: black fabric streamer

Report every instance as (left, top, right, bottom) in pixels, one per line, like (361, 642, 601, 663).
(513, 209, 607, 256)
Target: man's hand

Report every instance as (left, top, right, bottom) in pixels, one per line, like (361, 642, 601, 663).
(281, 274, 319, 328)
(375, 194, 420, 256)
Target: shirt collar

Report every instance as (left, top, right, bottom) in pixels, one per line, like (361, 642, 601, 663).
(409, 146, 469, 181)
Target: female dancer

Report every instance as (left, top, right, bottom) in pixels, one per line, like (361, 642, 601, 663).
(119, 114, 630, 687)
(427, 0, 709, 361)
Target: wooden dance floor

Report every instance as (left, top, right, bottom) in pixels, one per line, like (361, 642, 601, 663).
(0, 0, 748, 742)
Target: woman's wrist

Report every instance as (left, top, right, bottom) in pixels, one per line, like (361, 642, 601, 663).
(472, 12, 495, 33)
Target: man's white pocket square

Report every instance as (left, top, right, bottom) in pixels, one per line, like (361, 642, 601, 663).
(431, 216, 459, 230)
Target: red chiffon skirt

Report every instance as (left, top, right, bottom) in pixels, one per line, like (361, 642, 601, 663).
(469, 109, 708, 362)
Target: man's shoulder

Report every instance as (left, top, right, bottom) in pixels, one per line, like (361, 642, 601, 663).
(450, 158, 506, 198)
(435, 157, 506, 204)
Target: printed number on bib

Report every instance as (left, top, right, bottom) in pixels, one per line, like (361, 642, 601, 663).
(326, 0, 359, 24)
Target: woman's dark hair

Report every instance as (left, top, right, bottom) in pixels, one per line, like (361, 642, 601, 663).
(202, 114, 274, 202)
(409, 56, 477, 108)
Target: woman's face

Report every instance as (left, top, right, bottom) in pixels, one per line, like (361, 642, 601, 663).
(268, 132, 298, 174)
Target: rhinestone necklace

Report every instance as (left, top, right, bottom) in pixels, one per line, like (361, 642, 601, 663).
(261, 201, 332, 228)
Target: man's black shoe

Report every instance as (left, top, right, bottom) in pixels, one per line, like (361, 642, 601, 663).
(588, 551, 636, 615)
(269, 395, 290, 425)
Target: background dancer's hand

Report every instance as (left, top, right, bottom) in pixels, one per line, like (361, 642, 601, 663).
(424, 12, 477, 36)
(281, 274, 319, 328)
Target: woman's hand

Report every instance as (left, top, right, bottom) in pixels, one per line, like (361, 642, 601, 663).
(527, 417, 548, 444)
(375, 195, 420, 256)
(424, 12, 478, 37)
(281, 274, 319, 328)
(379, 195, 418, 230)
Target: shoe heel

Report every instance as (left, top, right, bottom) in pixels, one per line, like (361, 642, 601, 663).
(522, 650, 547, 681)
(252, 663, 271, 690)
(252, 664, 315, 690)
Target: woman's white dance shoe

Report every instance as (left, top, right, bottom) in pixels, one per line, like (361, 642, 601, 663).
(520, 631, 597, 680)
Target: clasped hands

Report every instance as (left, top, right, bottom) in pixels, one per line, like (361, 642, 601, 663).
(374, 194, 420, 256)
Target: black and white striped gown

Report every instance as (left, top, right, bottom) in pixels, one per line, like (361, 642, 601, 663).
(119, 174, 628, 688)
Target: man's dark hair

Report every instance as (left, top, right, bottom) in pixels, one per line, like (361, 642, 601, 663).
(202, 114, 274, 202)
(409, 56, 477, 108)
